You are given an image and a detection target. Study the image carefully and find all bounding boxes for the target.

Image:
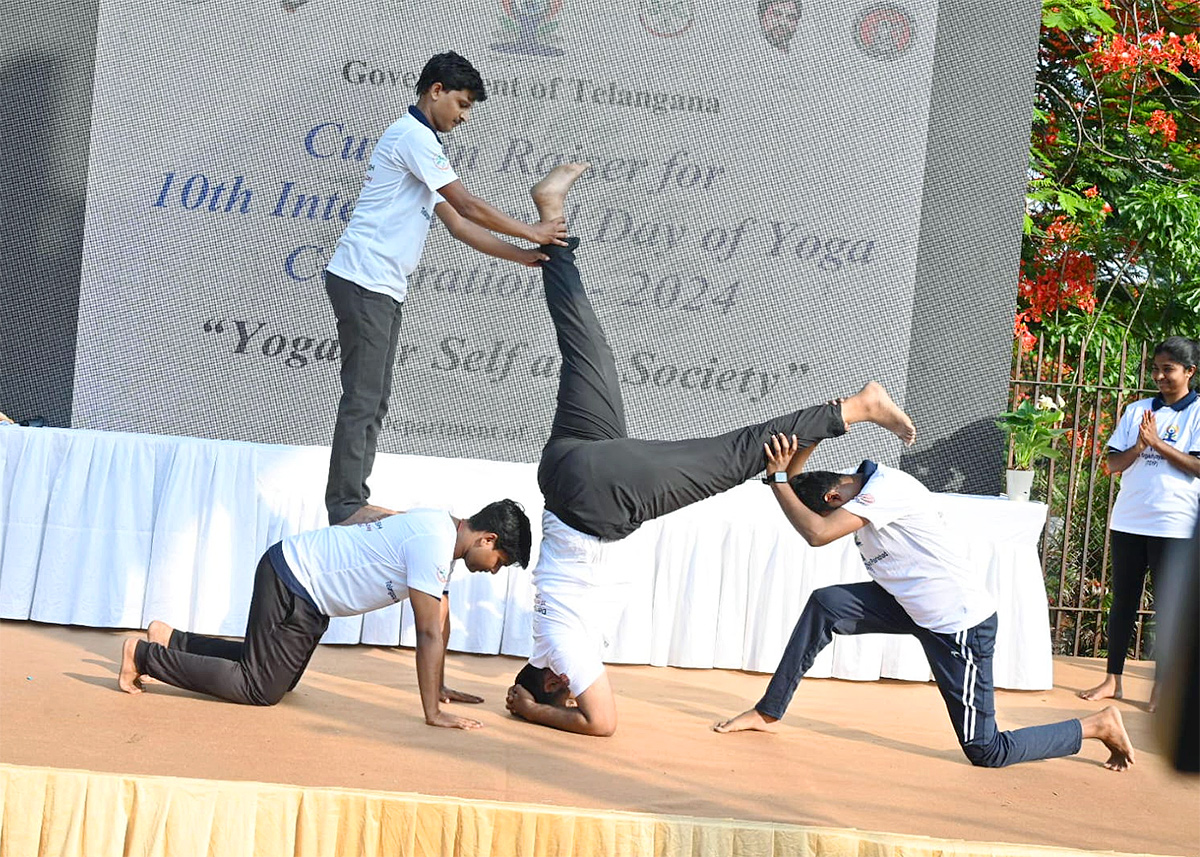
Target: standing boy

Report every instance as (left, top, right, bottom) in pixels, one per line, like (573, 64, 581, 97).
(325, 51, 567, 526)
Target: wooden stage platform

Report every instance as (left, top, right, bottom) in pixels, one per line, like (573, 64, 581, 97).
(1, 621, 1195, 856)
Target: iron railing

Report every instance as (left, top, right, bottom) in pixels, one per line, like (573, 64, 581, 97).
(1008, 336, 1158, 658)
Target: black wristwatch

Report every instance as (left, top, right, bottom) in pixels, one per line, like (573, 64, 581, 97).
(762, 471, 789, 484)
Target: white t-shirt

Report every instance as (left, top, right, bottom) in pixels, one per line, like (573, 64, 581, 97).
(843, 463, 995, 635)
(1107, 394, 1200, 538)
(326, 108, 458, 302)
(527, 511, 636, 696)
(280, 509, 455, 617)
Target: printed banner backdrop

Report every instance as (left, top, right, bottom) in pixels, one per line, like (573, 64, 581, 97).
(73, 0, 941, 467)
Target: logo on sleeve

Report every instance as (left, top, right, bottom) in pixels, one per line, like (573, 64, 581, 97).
(436, 564, 450, 584)
(433, 153, 451, 171)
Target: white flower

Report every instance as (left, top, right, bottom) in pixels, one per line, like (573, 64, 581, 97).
(1036, 395, 1059, 411)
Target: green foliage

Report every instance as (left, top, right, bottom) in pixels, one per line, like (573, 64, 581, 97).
(1020, 0, 1200, 361)
(1120, 180, 1200, 271)
(1042, 0, 1116, 33)
(996, 396, 1069, 469)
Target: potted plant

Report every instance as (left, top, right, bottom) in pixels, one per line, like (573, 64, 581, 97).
(995, 394, 1067, 501)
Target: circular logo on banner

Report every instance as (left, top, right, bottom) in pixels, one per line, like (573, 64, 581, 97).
(638, 0, 695, 38)
(854, 3, 915, 60)
(491, 0, 567, 56)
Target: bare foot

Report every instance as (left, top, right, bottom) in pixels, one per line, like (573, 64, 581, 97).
(146, 620, 174, 646)
(713, 708, 780, 734)
(1147, 680, 1159, 714)
(841, 381, 916, 446)
(1078, 673, 1123, 701)
(118, 638, 144, 695)
(1081, 706, 1135, 771)
(531, 162, 590, 221)
(336, 504, 396, 526)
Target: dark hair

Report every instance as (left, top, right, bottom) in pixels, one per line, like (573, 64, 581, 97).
(469, 499, 531, 567)
(416, 51, 487, 102)
(1154, 336, 1200, 388)
(758, 0, 799, 15)
(515, 663, 562, 705)
(789, 471, 844, 514)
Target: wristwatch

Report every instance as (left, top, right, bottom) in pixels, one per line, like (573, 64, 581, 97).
(762, 471, 789, 484)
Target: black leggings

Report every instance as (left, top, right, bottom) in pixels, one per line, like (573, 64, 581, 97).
(536, 238, 846, 541)
(1105, 529, 1189, 674)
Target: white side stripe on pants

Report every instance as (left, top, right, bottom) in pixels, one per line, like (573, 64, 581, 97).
(957, 630, 978, 741)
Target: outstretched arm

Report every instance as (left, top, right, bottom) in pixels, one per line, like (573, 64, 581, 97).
(766, 433, 866, 547)
(435, 202, 549, 266)
(438, 181, 567, 246)
(505, 671, 617, 737)
(409, 590, 481, 729)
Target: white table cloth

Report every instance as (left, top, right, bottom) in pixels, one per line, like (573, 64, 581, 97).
(0, 426, 1053, 688)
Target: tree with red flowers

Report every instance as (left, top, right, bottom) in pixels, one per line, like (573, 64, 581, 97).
(1019, 0, 1200, 359)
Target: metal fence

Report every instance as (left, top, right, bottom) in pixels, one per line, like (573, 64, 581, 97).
(1008, 336, 1158, 659)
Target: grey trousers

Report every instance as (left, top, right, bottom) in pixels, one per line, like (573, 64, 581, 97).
(324, 270, 405, 525)
(756, 582, 1084, 767)
(536, 238, 847, 541)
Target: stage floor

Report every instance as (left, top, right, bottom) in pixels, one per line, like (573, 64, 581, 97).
(1, 621, 1196, 855)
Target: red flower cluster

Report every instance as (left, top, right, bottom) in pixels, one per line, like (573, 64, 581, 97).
(1146, 109, 1178, 142)
(1045, 216, 1081, 243)
(1019, 250, 1098, 318)
(1014, 311, 1038, 351)
(1014, 215, 1099, 350)
(1089, 29, 1200, 82)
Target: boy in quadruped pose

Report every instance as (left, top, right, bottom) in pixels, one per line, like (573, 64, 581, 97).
(119, 501, 531, 730)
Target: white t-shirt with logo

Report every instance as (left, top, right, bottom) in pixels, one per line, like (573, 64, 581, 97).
(326, 109, 458, 303)
(527, 511, 637, 695)
(1107, 395, 1200, 538)
(280, 509, 455, 617)
(843, 464, 995, 635)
